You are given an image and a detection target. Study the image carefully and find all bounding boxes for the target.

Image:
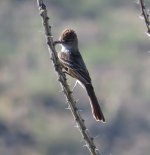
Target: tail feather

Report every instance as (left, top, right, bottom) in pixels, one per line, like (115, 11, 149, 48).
(85, 84, 105, 122)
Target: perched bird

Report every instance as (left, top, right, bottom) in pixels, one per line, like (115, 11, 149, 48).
(54, 28, 105, 122)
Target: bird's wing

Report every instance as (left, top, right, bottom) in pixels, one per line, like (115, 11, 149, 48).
(58, 51, 91, 84)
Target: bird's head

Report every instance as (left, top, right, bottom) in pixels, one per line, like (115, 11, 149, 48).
(54, 28, 78, 50)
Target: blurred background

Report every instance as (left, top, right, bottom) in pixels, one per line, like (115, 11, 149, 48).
(0, 0, 150, 155)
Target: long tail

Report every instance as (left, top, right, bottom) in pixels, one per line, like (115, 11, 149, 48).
(85, 84, 105, 122)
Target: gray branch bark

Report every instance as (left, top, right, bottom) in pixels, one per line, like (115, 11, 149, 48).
(139, 0, 150, 36)
(36, 0, 101, 155)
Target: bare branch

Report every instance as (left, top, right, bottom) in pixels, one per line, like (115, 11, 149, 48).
(139, 0, 150, 36)
(36, 0, 101, 155)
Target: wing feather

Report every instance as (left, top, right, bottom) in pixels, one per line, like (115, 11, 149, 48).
(58, 51, 91, 84)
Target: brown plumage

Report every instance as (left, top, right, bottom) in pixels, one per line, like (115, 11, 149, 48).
(55, 28, 105, 122)
(59, 29, 77, 42)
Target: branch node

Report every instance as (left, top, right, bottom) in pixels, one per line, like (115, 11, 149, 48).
(74, 124, 79, 128)
(146, 31, 150, 37)
(65, 106, 71, 110)
(91, 137, 94, 141)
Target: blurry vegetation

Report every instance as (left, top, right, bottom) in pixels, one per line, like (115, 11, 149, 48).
(0, 0, 150, 155)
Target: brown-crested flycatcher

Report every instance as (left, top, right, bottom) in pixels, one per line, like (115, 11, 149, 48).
(54, 28, 105, 122)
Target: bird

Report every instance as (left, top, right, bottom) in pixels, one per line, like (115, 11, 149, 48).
(54, 28, 105, 122)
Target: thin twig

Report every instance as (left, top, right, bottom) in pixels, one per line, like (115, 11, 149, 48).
(36, 0, 101, 155)
(139, 0, 150, 36)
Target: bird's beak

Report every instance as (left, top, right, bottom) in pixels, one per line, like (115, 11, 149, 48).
(53, 41, 64, 46)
